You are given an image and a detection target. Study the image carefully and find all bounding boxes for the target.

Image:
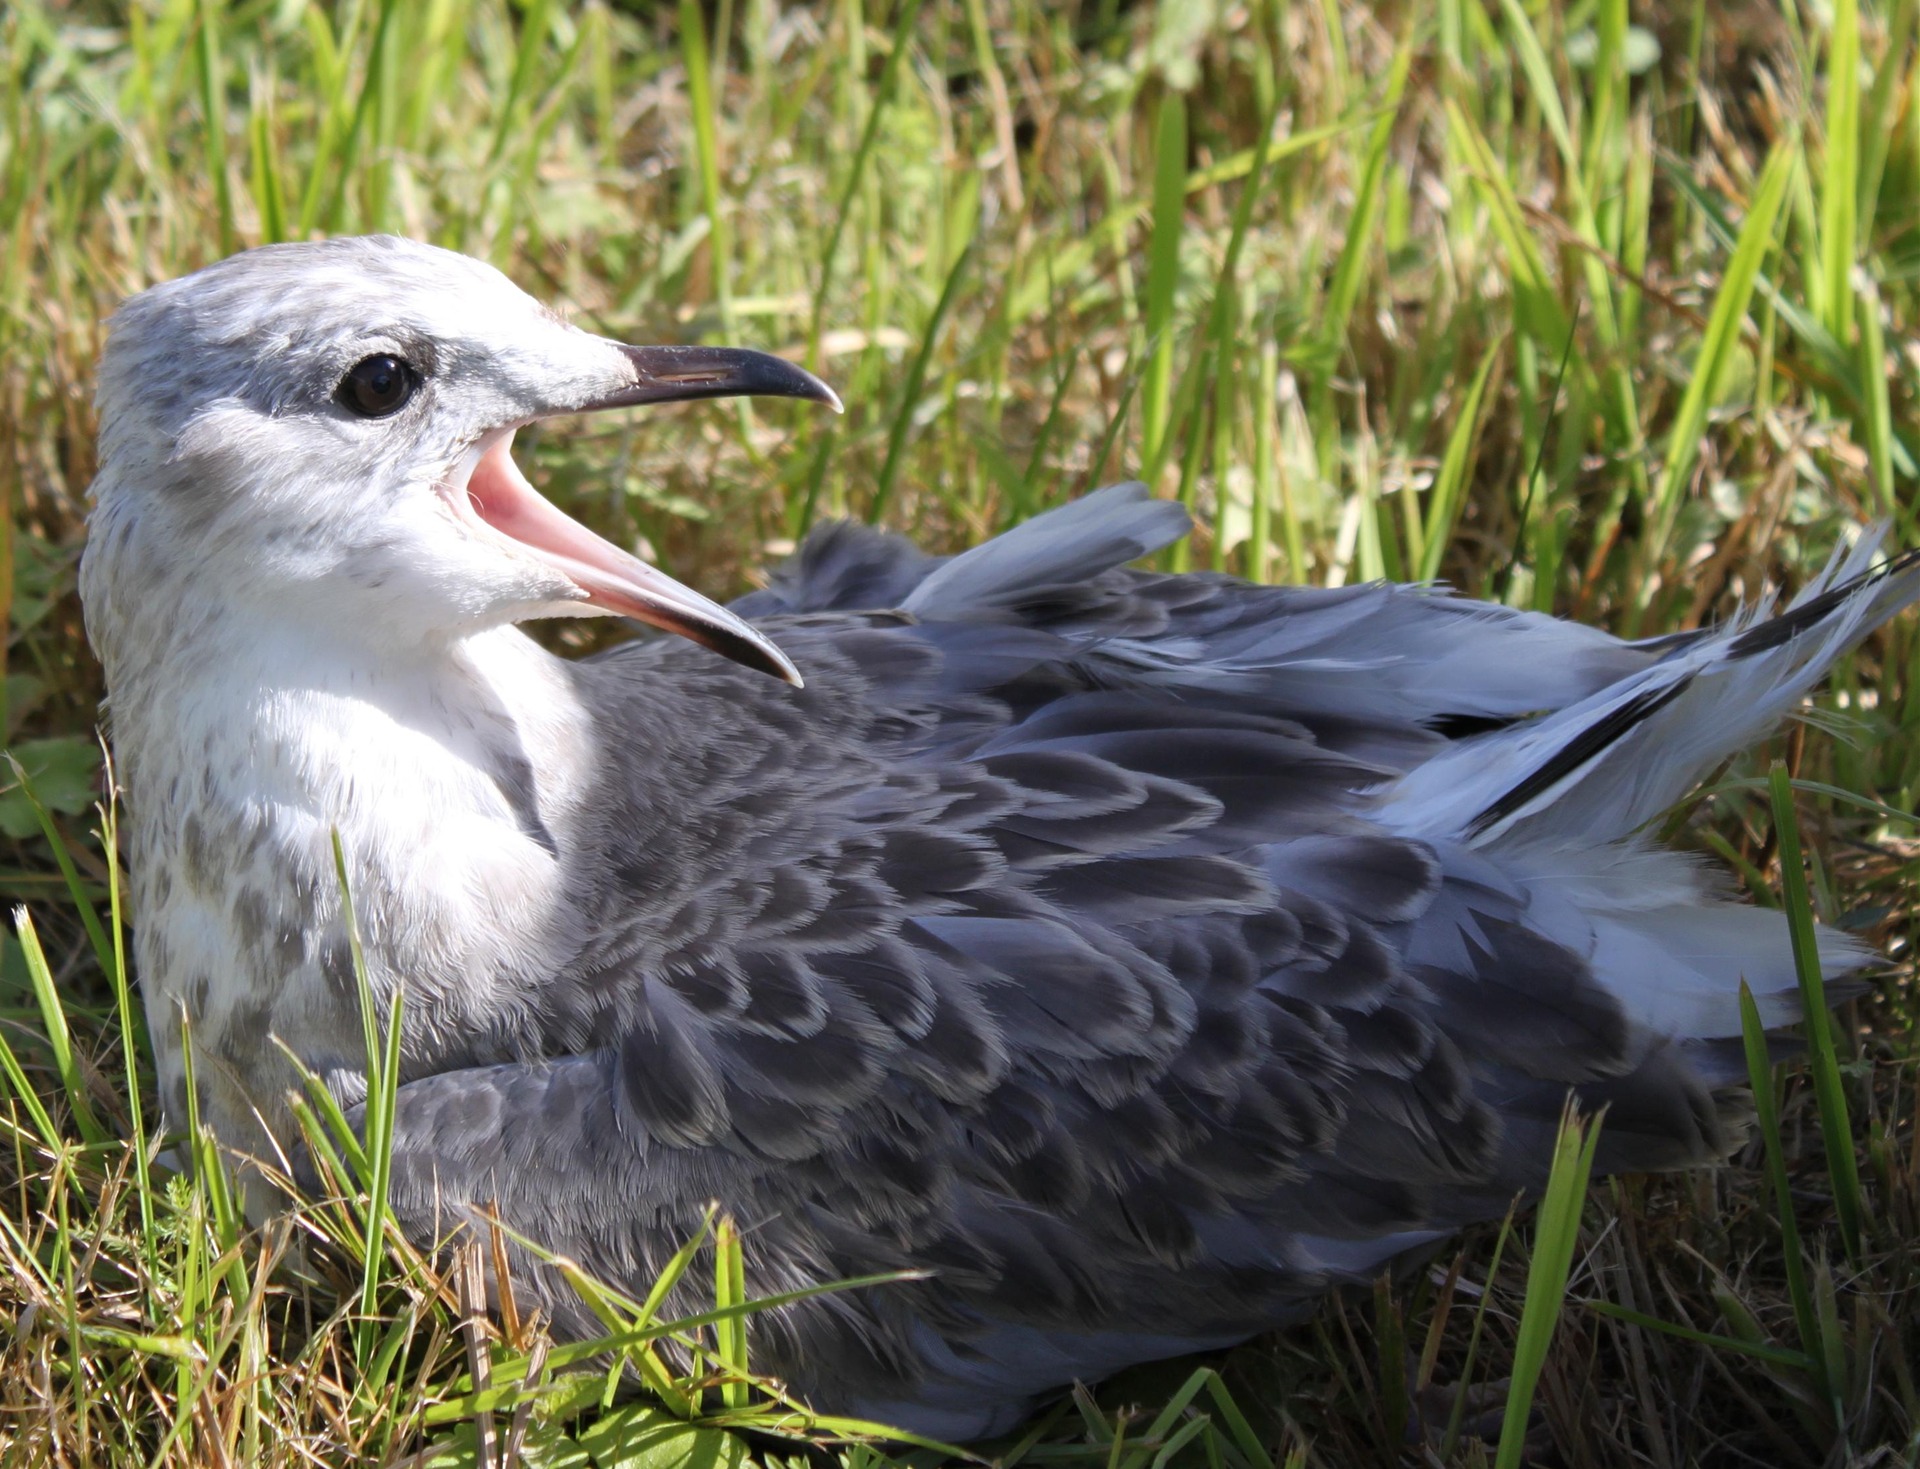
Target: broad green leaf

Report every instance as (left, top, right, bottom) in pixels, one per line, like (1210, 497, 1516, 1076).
(0, 737, 102, 838)
(418, 1421, 594, 1469)
(577, 1406, 749, 1469)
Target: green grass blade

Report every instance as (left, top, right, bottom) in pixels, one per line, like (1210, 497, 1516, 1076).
(1810, 1259, 1848, 1412)
(1584, 0, 1627, 207)
(1739, 980, 1830, 1403)
(1442, 1210, 1516, 1458)
(1766, 762, 1864, 1264)
(485, 0, 554, 170)
(1170, 98, 1283, 568)
(680, 0, 736, 343)
(330, 829, 405, 1366)
(13, 906, 105, 1145)
(278, 1035, 371, 1183)
(633, 1206, 716, 1328)
(246, 65, 288, 246)
(177, 1009, 242, 1259)
(1584, 1301, 1815, 1371)
(1119, 1365, 1217, 1469)
(713, 1214, 750, 1409)
(1086, 349, 1145, 492)
(1317, 32, 1411, 362)
(1711, 772, 1920, 831)
(293, 2, 349, 238)
(807, 0, 927, 365)
(1494, 1101, 1603, 1469)
(0, 996, 62, 1150)
(322, 0, 404, 233)
(3, 760, 111, 984)
(1205, 299, 1238, 574)
(1858, 0, 1917, 250)
(1644, 143, 1793, 570)
(1415, 336, 1501, 582)
(868, 236, 973, 524)
(359, 939, 404, 1355)
(97, 784, 154, 1263)
(1199, 1369, 1272, 1469)
(1011, 347, 1080, 525)
(1817, 0, 1859, 343)
(1444, 100, 1572, 351)
(1498, 0, 1646, 523)
(1660, 159, 1863, 401)
(434, 1247, 921, 1392)
(1248, 336, 1278, 582)
(1857, 280, 1895, 513)
(1138, 90, 1188, 484)
(1496, 0, 1576, 176)
(193, 0, 234, 255)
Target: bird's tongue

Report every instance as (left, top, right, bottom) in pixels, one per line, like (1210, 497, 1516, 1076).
(464, 437, 802, 686)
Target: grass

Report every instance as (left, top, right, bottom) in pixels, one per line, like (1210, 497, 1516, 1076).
(3, 0, 1920, 1462)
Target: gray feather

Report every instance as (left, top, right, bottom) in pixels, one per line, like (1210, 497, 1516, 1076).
(309, 490, 1920, 1436)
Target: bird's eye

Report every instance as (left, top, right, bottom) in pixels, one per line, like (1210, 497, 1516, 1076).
(337, 354, 420, 418)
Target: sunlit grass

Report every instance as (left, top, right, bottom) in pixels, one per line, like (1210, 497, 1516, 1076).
(2, 0, 1919, 1463)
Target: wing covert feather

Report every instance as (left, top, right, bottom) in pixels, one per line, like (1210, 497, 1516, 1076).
(367, 491, 1828, 1438)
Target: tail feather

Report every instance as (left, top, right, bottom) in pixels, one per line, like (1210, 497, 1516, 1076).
(1378, 531, 1920, 850)
(1380, 533, 1913, 1048)
(1509, 847, 1876, 1038)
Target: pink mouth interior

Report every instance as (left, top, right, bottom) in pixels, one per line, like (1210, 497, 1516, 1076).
(452, 432, 803, 686)
(462, 435, 634, 585)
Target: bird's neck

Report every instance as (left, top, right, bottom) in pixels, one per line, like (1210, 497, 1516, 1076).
(101, 597, 602, 1165)
(104, 596, 598, 832)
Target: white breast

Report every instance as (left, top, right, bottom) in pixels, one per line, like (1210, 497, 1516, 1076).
(118, 618, 598, 1161)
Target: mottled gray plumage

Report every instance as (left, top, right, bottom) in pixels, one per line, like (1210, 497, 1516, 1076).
(82, 238, 1919, 1442)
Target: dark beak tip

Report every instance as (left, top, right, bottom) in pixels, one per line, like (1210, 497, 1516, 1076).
(818, 382, 846, 416)
(602, 343, 843, 416)
(759, 357, 841, 416)
(738, 636, 807, 689)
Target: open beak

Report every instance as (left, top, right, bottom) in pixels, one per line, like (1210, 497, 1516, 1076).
(451, 346, 839, 688)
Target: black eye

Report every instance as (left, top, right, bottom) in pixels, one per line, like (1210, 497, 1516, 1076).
(337, 354, 419, 418)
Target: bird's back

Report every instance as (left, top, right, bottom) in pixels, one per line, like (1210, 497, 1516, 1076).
(375, 485, 1913, 1439)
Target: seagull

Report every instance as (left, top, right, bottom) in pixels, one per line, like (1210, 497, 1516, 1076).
(82, 235, 1918, 1440)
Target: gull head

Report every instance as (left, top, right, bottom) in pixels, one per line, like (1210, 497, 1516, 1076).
(84, 235, 838, 683)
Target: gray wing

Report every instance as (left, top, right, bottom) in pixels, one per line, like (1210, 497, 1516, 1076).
(376, 486, 1910, 1440)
